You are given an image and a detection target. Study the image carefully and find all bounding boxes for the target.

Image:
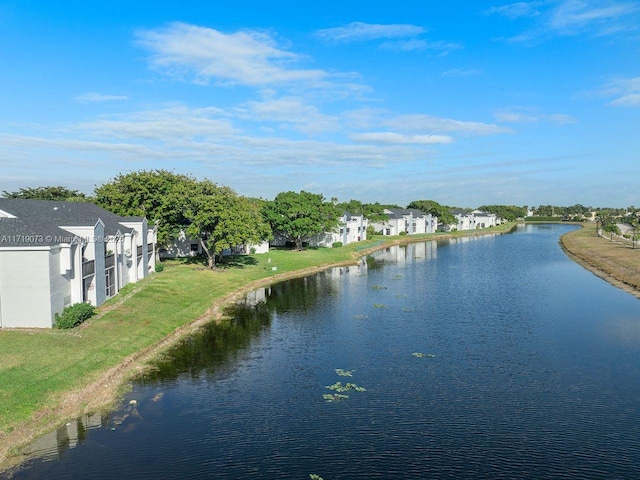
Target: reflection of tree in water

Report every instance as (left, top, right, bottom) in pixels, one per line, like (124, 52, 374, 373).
(138, 301, 271, 385)
(137, 272, 340, 386)
(263, 275, 329, 315)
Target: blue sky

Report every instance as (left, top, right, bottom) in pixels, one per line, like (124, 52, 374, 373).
(1, 1, 638, 207)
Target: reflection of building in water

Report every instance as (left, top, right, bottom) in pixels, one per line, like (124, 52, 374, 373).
(243, 287, 268, 306)
(20, 412, 105, 462)
(371, 242, 438, 264)
(324, 260, 368, 282)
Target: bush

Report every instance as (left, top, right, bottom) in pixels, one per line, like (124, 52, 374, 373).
(332, 242, 343, 248)
(55, 303, 95, 329)
(399, 231, 407, 236)
(155, 263, 165, 272)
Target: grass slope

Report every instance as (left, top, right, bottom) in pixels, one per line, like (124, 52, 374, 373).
(560, 222, 640, 295)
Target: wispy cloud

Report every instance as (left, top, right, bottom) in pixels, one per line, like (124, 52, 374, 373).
(136, 22, 329, 88)
(380, 39, 463, 55)
(485, 1, 545, 19)
(550, 0, 639, 35)
(235, 97, 340, 134)
(350, 132, 453, 145)
(315, 21, 461, 55)
(316, 22, 426, 43)
(588, 76, 640, 107)
(441, 68, 482, 77)
(73, 106, 237, 140)
(494, 108, 577, 124)
(489, 0, 639, 42)
(385, 114, 513, 136)
(75, 93, 129, 103)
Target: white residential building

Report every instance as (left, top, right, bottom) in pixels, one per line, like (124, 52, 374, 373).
(450, 209, 500, 231)
(0, 199, 156, 328)
(158, 230, 269, 259)
(371, 208, 438, 236)
(309, 212, 369, 247)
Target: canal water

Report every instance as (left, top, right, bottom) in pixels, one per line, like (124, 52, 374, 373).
(9, 224, 640, 479)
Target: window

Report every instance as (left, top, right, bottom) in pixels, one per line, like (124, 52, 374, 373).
(190, 243, 199, 252)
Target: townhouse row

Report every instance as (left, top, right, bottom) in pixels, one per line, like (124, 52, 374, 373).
(0, 199, 499, 328)
(0, 199, 156, 328)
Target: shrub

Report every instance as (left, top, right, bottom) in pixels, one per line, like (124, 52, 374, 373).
(55, 303, 95, 329)
(155, 263, 165, 272)
(332, 241, 343, 248)
(399, 231, 407, 235)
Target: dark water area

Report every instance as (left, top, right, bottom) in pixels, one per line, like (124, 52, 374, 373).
(9, 224, 640, 479)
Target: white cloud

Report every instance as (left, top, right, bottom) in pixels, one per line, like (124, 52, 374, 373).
(490, 0, 639, 42)
(610, 93, 640, 107)
(550, 0, 639, 34)
(441, 68, 482, 77)
(380, 39, 463, 55)
(316, 22, 426, 43)
(485, 2, 544, 19)
(385, 114, 513, 136)
(605, 77, 640, 107)
(136, 22, 328, 87)
(74, 106, 237, 140)
(235, 97, 340, 134)
(588, 76, 640, 107)
(75, 93, 129, 103)
(494, 109, 576, 124)
(350, 132, 453, 144)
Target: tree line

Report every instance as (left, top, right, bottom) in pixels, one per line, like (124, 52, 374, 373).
(2, 171, 382, 267)
(6, 171, 638, 264)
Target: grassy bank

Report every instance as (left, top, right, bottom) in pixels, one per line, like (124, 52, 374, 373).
(560, 222, 640, 297)
(0, 224, 515, 470)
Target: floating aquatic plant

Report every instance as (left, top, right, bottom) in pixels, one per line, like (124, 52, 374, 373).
(309, 475, 324, 480)
(326, 382, 366, 392)
(393, 274, 403, 280)
(412, 352, 436, 358)
(402, 307, 415, 312)
(353, 314, 368, 319)
(335, 368, 354, 376)
(395, 294, 408, 298)
(371, 285, 387, 290)
(373, 303, 388, 309)
(323, 393, 349, 402)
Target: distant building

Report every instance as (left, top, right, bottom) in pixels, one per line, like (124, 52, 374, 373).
(158, 230, 269, 259)
(447, 209, 500, 231)
(269, 211, 369, 248)
(308, 212, 369, 247)
(370, 208, 438, 236)
(0, 199, 155, 328)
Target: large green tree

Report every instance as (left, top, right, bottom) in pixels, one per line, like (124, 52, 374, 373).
(94, 170, 196, 247)
(478, 205, 527, 222)
(264, 191, 340, 250)
(406, 200, 456, 226)
(185, 181, 271, 268)
(335, 199, 388, 222)
(2, 186, 89, 202)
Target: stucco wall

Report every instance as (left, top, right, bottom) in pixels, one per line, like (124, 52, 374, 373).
(0, 248, 54, 328)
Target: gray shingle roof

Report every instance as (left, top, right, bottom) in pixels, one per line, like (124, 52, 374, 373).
(386, 208, 427, 219)
(0, 199, 143, 247)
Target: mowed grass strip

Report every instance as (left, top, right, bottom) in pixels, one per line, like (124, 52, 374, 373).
(0, 242, 376, 438)
(561, 222, 640, 291)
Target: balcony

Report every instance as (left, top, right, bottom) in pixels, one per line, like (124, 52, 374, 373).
(82, 259, 95, 278)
